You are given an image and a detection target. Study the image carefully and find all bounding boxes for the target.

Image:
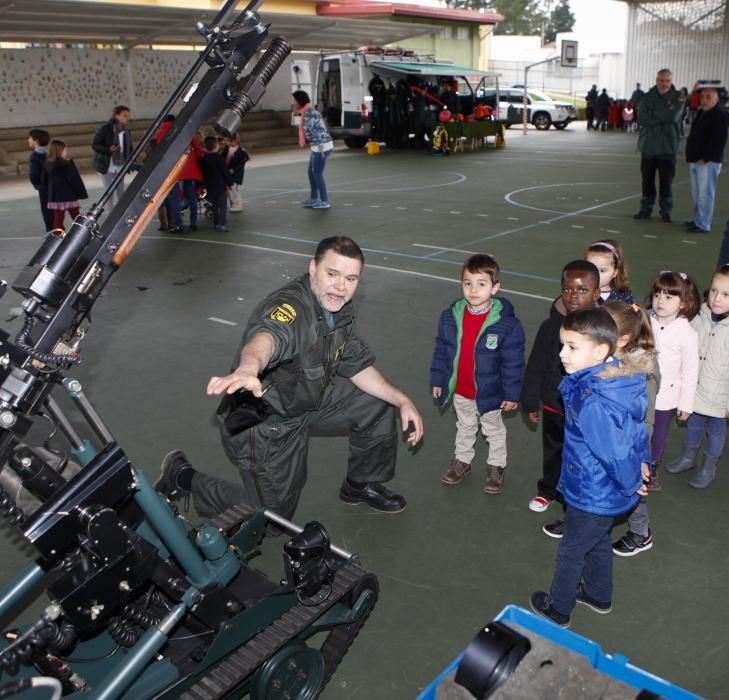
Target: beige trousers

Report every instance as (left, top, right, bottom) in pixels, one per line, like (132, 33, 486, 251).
(453, 393, 507, 467)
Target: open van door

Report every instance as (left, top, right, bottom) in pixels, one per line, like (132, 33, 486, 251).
(291, 60, 312, 126)
(317, 56, 343, 129)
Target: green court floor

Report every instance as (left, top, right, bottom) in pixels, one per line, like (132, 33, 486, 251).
(0, 127, 726, 698)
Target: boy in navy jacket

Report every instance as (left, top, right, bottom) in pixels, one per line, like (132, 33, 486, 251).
(28, 129, 53, 231)
(520, 260, 601, 517)
(430, 255, 525, 494)
(530, 308, 650, 627)
(201, 135, 234, 231)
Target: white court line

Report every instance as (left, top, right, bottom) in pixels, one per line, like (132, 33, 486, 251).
(139, 237, 554, 302)
(477, 214, 489, 217)
(208, 317, 237, 326)
(449, 211, 461, 214)
(571, 225, 584, 229)
(433, 188, 649, 252)
(606, 229, 620, 233)
(413, 243, 490, 256)
(643, 234, 657, 239)
(682, 240, 697, 245)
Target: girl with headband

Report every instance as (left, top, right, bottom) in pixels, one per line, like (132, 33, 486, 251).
(585, 239, 634, 304)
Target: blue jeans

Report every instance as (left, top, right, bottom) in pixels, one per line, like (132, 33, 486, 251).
(308, 150, 330, 203)
(167, 179, 199, 227)
(686, 412, 727, 458)
(549, 507, 614, 615)
(689, 161, 722, 231)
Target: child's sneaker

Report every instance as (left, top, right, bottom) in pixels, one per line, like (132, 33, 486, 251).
(575, 583, 612, 614)
(483, 466, 505, 494)
(646, 464, 661, 491)
(612, 529, 653, 557)
(528, 592, 570, 628)
(302, 199, 317, 207)
(311, 201, 331, 209)
(529, 495, 554, 512)
(542, 519, 565, 539)
(441, 459, 471, 485)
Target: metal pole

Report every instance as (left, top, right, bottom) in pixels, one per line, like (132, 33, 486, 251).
(264, 510, 354, 560)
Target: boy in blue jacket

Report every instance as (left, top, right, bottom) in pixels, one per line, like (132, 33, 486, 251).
(530, 308, 650, 627)
(430, 254, 525, 494)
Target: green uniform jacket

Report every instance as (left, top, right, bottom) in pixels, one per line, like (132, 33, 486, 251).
(239, 274, 375, 417)
(638, 85, 684, 158)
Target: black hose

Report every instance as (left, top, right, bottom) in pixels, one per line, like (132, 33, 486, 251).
(15, 316, 80, 369)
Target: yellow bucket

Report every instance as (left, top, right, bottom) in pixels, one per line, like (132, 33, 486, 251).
(367, 141, 380, 155)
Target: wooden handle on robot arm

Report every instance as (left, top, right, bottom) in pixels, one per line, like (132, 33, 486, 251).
(111, 151, 189, 268)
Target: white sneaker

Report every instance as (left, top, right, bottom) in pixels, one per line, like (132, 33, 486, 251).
(529, 495, 554, 512)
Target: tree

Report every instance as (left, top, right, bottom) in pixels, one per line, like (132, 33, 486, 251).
(445, 0, 545, 36)
(444, 0, 575, 42)
(543, 0, 575, 44)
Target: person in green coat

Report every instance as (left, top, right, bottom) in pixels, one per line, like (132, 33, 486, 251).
(634, 69, 685, 223)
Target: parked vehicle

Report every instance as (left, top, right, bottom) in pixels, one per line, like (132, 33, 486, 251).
(292, 48, 499, 148)
(479, 87, 577, 130)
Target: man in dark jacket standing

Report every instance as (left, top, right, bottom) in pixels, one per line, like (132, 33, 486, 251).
(155, 237, 424, 521)
(685, 87, 728, 233)
(630, 82, 645, 126)
(634, 69, 684, 223)
(91, 105, 133, 210)
(585, 85, 598, 130)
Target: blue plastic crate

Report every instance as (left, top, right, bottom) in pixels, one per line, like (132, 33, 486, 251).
(417, 604, 703, 700)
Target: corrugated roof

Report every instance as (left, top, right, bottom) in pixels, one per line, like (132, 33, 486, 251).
(318, 0, 503, 25)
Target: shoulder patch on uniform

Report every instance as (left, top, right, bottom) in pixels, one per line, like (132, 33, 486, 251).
(270, 303, 297, 324)
(485, 334, 498, 349)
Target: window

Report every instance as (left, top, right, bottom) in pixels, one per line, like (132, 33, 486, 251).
(456, 27, 469, 41)
(441, 26, 453, 39)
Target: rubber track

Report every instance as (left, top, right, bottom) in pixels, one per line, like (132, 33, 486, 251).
(179, 507, 378, 699)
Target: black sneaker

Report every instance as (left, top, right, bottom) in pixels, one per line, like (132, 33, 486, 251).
(155, 450, 193, 509)
(660, 211, 672, 223)
(339, 480, 406, 513)
(575, 583, 612, 614)
(612, 529, 653, 557)
(542, 519, 565, 539)
(529, 591, 570, 628)
(633, 210, 651, 219)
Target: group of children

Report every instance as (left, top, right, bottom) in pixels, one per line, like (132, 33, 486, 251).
(152, 116, 249, 234)
(28, 125, 249, 235)
(429, 240, 729, 627)
(28, 129, 88, 232)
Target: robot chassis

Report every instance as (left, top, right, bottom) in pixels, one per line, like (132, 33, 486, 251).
(0, 2, 378, 698)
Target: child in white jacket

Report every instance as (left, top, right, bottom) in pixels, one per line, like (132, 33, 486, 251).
(666, 264, 729, 488)
(647, 271, 700, 489)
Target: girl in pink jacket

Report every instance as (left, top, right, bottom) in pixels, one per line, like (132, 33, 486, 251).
(647, 271, 700, 489)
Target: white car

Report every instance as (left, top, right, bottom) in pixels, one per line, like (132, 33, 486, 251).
(479, 87, 577, 130)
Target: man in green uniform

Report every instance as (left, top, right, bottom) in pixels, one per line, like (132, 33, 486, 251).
(156, 236, 424, 520)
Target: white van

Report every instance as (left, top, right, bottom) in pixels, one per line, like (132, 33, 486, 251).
(292, 48, 499, 148)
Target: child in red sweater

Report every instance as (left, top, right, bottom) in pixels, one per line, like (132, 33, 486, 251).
(430, 255, 525, 494)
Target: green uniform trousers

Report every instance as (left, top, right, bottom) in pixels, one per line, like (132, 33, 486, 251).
(191, 376, 398, 520)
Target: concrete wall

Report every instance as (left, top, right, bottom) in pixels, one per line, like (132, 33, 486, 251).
(0, 46, 293, 128)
